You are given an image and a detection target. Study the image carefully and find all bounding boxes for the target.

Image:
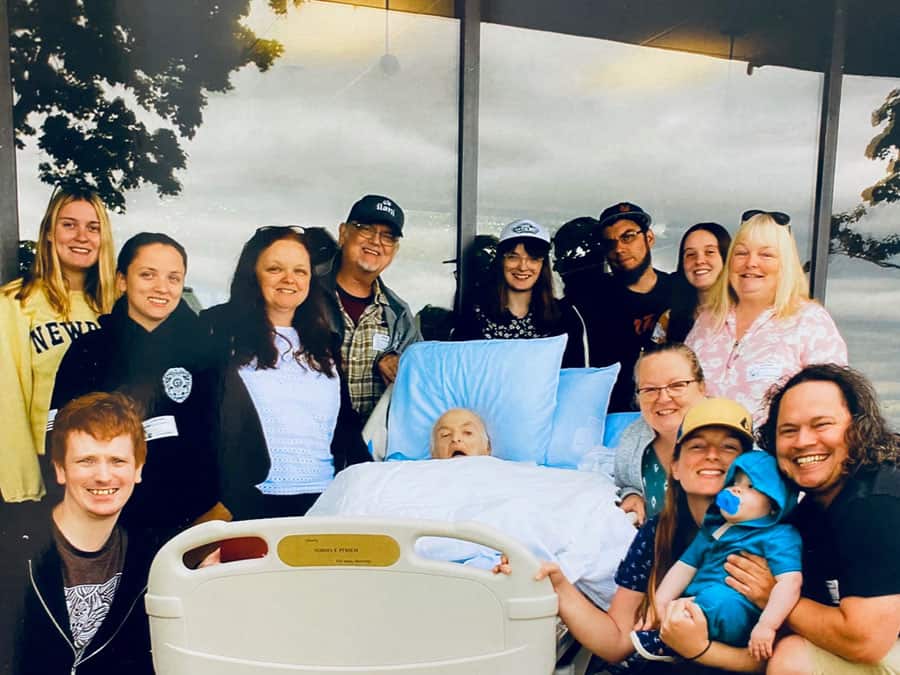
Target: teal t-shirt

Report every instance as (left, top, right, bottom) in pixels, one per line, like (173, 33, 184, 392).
(641, 443, 668, 518)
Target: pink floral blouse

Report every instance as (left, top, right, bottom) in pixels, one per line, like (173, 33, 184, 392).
(686, 301, 848, 427)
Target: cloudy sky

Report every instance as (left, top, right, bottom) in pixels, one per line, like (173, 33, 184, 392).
(14, 0, 900, 420)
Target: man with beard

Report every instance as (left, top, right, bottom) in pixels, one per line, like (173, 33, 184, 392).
(319, 195, 421, 422)
(575, 202, 672, 411)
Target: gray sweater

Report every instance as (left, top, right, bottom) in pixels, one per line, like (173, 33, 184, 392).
(613, 416, 656, 502)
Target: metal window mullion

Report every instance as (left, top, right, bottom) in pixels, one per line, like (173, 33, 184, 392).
(809, 0, 847, 302)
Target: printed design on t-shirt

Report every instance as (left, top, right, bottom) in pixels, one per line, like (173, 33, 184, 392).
(64, 572, 122, 649)
(30, 320, 100, 355)
(633, 313, 657, 336)
(162, 366, 192, 403)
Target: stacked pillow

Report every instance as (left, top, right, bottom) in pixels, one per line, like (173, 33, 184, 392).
(385, 336, 620, 468)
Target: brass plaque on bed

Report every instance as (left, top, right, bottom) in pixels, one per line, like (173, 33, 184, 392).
(277, 534, 401, 567)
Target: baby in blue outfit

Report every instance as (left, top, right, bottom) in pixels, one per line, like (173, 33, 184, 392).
(632, 449, 802, 663)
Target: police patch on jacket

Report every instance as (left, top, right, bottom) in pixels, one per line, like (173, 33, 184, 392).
(162, 367, 192, 403)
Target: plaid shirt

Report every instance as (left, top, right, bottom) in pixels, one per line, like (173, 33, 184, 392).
(338, 280, 391, 420)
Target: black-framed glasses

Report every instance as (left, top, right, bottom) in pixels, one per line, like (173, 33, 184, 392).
(256, 225, 306, 235)
(601, 228, 644, 250)
(636, 379, 698, 401)
(741, 210, 791, 228)
(350, 222, 399, 248)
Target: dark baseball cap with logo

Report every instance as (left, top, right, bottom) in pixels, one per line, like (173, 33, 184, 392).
(346, 195, 405, 237)
(597, 202, 652, 232)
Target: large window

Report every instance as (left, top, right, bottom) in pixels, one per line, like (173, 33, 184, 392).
(828, 75, 900, 426)
(13, 0, 459, 313)
(477, 23, 823, 272)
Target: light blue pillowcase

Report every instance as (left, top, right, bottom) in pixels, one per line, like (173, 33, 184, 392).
(545, 365, 621, 468)
(385, 336, 567, 462)
(603, 411, 642, 448)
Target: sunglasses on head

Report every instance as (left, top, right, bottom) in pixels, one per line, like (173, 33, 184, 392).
(255, 225, 306, 235)
(741, 210, 791, 227)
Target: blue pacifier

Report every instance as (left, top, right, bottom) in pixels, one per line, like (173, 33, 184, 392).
(716, 489, 740, 515)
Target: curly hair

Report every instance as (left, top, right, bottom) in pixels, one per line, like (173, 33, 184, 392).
(758, 364, 900, 469)
(226, 227, 336, 377)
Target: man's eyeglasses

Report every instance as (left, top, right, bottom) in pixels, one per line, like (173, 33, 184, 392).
(350, 222, 399, 248)
(601, 229, 644, 250)
(636, 379, 697, 402)
(502, 252, 544, 265)
(741, 210, 791, 228)
(256, 225, 306, 235)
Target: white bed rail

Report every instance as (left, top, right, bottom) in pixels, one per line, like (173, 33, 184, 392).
(147, 517, 559, 674)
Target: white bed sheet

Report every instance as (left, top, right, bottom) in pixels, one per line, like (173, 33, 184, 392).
(309, 456, 637, 609)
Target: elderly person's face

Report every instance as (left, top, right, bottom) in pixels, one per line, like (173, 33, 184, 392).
(774, 380, 852, 506)
(431, 409, 490, 459)
(636, 351, 706, 438)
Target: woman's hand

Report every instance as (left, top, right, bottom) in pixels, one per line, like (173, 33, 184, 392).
(724, 552, 776, 610)
(660, 597, 709, 659)
(492, 554, 511, 575)
(619, 494, 647, 527)
(534, 561, 571, 592)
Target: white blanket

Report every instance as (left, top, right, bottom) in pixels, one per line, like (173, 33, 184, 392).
(309, 456, 637, 609)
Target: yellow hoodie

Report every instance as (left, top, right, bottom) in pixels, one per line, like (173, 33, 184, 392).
(0, 280, 101, 502)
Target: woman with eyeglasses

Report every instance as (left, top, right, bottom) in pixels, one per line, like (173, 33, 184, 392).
(614, 343, 707, 526)
(652, 222, 731, 344)
(0, 187, 117, 507)
(453, 219, 588, 367)
(50, 232, 222, 545)
(686, 210, 847, 425)
(498, 398, 762, 673)
(202, 226, 370, 520)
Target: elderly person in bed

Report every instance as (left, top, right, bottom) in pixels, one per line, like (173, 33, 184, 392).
(430, 408, 492, 459)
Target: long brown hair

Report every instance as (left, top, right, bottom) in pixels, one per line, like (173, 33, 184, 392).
(484, 236, 560, 327)
(14, 187, 117, 317)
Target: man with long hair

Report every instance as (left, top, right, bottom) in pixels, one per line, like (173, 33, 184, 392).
(731, 364, 900, 673)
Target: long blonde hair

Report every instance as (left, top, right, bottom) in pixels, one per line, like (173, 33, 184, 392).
(14, 187, 117, 318)
(707, 213, 808, 329)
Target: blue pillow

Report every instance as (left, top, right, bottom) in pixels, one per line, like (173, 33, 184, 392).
(603, 412, 642, 448)
(386, 336, 567, 462)
(545, 365, 620, 468)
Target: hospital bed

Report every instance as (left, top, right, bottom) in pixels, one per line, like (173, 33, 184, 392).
(147, 337, 634, 674)
(146, 517, 588, 674)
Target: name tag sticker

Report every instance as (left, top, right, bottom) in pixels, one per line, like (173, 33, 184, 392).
(747, 362, 782, 382)
(143, 415, 179, 442)
(372, 333, 390, 352)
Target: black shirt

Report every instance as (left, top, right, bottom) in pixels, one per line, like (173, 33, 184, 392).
(790, 464, 900, 606)
(570, 269, 673, 412)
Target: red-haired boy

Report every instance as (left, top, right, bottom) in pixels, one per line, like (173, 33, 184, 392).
(15, 392, 154, 675)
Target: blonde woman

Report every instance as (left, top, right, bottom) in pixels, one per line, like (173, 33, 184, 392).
(686, 210, 847, 425)
(0, 187, 117, 504)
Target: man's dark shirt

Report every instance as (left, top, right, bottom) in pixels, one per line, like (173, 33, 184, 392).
(566, 269, 672, 412)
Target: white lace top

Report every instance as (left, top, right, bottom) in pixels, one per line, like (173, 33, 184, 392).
(238, 328, 340, 495)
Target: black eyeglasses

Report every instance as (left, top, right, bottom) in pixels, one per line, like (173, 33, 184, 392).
(601, 229, 644, 250)
(256, 225, 306, 235)
(741, 210, 791, 228)
(350, 222, 399, 248)
(636, 379, 698, 402)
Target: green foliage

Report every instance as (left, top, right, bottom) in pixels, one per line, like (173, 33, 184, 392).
(863, 88, 900, 206)
(830, 88, 900, 270)
(830, 206, 900, 269)
(9, 0, 301, 211)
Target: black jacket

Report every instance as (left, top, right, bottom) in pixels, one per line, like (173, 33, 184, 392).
(14, 524, 155, 675)
(49, 298, 220, 541)
(200, 304, 371, 521)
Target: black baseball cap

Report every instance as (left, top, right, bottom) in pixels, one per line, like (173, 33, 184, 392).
(346, 195, 404, 237)
(597, 202, 652, 232)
